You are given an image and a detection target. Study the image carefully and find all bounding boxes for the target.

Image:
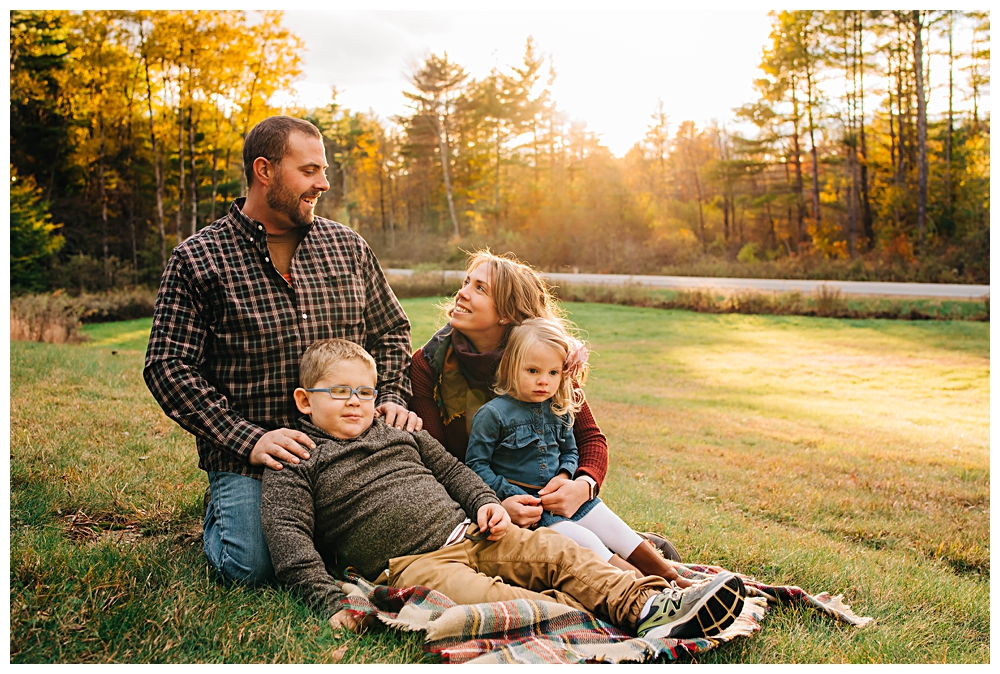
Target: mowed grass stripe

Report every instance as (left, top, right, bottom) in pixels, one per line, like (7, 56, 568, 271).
(11, 300, 988, 663)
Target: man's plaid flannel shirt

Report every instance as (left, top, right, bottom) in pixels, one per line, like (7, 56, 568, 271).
(143, 198, 412, 479)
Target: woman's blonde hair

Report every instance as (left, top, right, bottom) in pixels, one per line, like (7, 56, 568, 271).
(494, 318, 587, 418)
(444, 249, 564, 329)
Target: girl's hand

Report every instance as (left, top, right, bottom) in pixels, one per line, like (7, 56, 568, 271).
(477, 503, 511, 540)
(538, 475, 590, 518)
(501, 494, 543, 527)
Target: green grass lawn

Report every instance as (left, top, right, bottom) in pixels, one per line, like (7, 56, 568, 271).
(11, 300, 989, 663)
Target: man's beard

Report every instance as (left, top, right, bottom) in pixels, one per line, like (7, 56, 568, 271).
(266, 173, 316, 228)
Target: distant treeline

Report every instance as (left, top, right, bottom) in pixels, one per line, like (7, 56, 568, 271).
(10, 10, 990, 294)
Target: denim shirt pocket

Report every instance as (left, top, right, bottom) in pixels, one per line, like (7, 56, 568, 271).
(499, 424, 536, 451)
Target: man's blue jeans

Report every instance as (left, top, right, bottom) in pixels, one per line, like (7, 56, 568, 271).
(204, 471, 275, 586)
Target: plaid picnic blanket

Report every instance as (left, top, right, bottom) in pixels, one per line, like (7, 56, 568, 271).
(335, 563, 873, 664)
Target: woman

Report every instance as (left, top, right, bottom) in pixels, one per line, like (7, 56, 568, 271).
(409, 250, 682, 565)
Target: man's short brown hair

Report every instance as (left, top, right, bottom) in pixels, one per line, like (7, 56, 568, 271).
(299, 339, 377, 389)
(243, 115, 323, 188)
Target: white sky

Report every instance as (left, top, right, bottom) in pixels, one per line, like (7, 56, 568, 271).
(273, 6, 987, 158)
(277, 9, 773, 157)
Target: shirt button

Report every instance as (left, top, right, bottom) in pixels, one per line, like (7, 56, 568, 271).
(302, 313, 308, 319)
(249, 237, 254, 242)
(265, 257, 270, 262)
(258, 225, 263, 230)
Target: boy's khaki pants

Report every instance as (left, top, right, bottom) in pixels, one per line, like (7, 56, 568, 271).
(385, 525, 668, 630)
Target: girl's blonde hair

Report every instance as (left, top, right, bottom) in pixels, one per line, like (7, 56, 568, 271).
(444, 249, 564, 328)
(494, 318, 587, 418)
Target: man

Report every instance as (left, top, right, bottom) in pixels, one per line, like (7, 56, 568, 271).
(144, 115, 420, 587)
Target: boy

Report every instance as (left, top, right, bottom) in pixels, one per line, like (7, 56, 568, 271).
(260, 339, 745, 639)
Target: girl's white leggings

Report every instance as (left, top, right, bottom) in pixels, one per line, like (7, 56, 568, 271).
(547, 502, 644, 562)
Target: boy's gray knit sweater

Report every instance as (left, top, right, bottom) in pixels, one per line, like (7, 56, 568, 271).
(260, 417, 500, 617)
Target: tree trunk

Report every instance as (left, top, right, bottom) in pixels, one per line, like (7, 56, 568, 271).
(970, 16, 981, 128)
(683, 137, 707, 253)
(856, 10, 874, 250)
(431, 112, 460, 238)
(913, 10, 928, 246)
(716, 127, 731, 243)
(176, 100, 185, 244)
(341, 158, 351, 228)
(129, 216, 138, 285)
(945, 10, 954, 213)
(239, 56, 264, 196)
(388, 174, 396, 247)
(806, 68, 821, 229)
(766, 200, 777, 249)
(140, 24, 167, 269)
(895, 12, 908, 182)
(844, 13, 857, 257)
(790, 77, 806, 245)
(189, 105, 198, 236)
(722, 196, 730, 243)
(494, 120, 502, 237)
(210, 142, 220, 223)
(99, 112, 110, 283)
(378, 149, 386, 239)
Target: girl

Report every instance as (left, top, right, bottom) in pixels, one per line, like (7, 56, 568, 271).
(465, 318, 689, 584)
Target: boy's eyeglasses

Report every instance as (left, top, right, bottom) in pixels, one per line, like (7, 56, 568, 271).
(304, 385, 378, 401)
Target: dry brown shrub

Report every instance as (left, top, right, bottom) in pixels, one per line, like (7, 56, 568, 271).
(9, 292, 87, 344)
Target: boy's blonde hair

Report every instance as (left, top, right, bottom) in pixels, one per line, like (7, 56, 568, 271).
(444, 249, 564, 328)
(494, 318, 587, 418)
(299, 339, 377, 388)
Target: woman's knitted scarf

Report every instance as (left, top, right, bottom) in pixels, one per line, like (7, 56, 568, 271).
(422, 325, 503, 433)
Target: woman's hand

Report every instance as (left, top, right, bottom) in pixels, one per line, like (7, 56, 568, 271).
(501, 494, 543, 527)
(537, 475, 590, 518)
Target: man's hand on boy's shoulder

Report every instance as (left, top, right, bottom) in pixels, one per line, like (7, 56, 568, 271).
(477, 503, 511, 541)
(250, 428, 316, 471)
(375, 402, 423, 433)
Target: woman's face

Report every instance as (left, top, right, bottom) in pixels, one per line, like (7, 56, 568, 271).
(450, 263, 505, 346)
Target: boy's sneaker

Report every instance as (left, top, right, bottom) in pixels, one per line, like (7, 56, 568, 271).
(636, 572, 746, 640)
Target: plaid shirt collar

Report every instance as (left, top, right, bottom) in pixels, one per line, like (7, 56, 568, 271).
(229, 196, 313, 247)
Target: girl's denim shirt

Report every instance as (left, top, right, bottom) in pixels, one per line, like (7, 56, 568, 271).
(466, 395, 600, 526)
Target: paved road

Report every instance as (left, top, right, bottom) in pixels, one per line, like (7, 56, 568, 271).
(385, 269, 989, 300)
